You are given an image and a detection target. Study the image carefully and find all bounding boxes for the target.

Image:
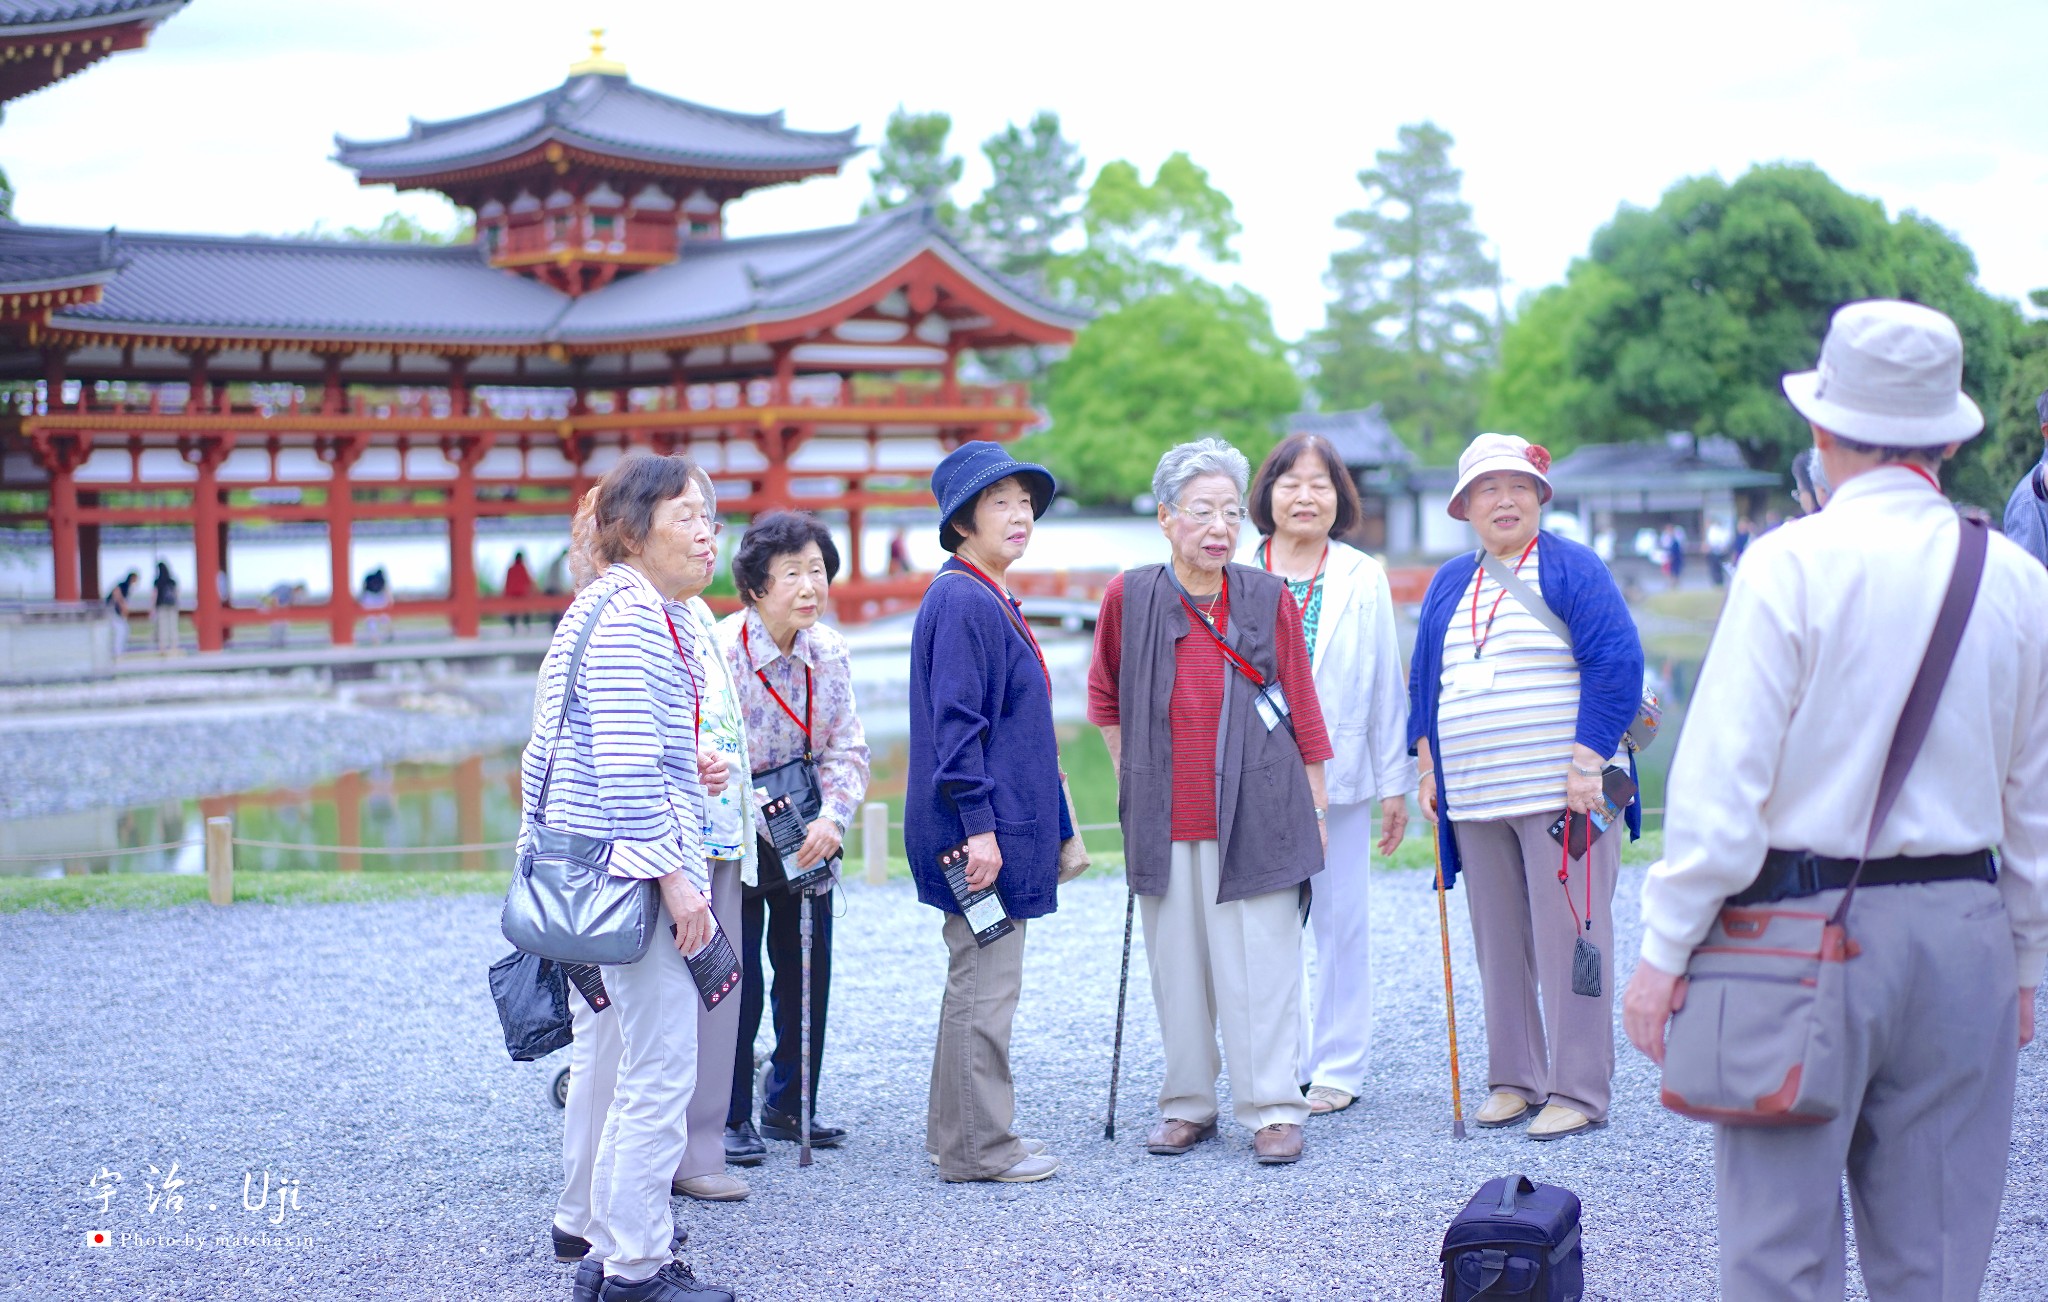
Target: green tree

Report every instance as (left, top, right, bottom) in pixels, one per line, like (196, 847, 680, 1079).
(1037, 283, 1301, 504)
(967, 111, 1084, 279)
(1493, 163, 2019, 505)
(295, 210, 471, 243)
(1480, 272, 1625, 455)
(1308, 122, 1498, 457)
(1049, 152, 1242, 310)
(863, 107, 963, 222)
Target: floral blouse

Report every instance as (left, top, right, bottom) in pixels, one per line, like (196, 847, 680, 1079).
(716, 605, 871, 832)
(683, 598, 753, 864)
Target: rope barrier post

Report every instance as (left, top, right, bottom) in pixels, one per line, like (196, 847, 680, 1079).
(205, 816, 234, 907)
(861, 801, 887, 886)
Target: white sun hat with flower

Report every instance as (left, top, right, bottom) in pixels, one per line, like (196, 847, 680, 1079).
(1447, 432, 1553, 521)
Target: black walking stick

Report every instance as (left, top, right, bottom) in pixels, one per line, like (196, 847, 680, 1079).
(1104, 887, 1135, 1140)
(799, 883, 814, 1168)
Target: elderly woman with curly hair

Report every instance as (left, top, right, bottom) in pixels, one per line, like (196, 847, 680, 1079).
(1408, 432, 1644, 1144)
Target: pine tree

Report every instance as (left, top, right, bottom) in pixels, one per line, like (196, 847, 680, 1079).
(967, 112, 1084, 278)
(863, 108, 964, 223)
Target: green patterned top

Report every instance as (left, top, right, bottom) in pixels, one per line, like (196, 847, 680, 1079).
(1260, 540, 1326, 662)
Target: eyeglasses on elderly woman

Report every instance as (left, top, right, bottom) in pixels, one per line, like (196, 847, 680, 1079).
(1169, 503, 1246, 528)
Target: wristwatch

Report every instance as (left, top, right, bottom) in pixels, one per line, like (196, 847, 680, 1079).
(1313, 807, 1327, 821)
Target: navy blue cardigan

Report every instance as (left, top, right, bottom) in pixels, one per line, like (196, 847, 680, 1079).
(906, 560, 1072, 920)
(1406, 531, 1644, 888)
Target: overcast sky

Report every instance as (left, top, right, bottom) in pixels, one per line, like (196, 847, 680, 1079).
(11, 0, 2046, 341)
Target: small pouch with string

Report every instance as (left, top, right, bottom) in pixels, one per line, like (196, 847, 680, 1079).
(1559, 812, 1602, 998)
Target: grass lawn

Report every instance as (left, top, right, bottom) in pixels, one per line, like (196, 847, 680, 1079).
(0, 830, 1666, 914)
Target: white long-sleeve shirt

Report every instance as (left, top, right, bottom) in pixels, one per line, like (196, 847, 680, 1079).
(1302, 542, 1418, 807)
(1641, 466, 2048, 986)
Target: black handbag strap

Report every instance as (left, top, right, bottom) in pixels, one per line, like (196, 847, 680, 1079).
(1835, 510, 1989, 926)
(533, 588, 621, 818)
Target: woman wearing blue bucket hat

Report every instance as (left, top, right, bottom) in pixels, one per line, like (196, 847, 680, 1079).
(907, 439, 1071, 1184)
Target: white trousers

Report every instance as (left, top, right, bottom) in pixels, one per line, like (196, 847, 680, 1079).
(1139, 839, 1309, 1131)
(1303, 800, 1374, 1093)
(555, 980, 620, 1246)
(584, 899, 699, 1284)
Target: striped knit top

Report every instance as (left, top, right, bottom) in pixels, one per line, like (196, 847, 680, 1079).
(1437, 548, 1621, 821)
(519, 563, 708, 888)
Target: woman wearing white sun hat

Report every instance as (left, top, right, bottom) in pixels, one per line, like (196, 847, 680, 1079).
(1406, 431, 1645, 1142)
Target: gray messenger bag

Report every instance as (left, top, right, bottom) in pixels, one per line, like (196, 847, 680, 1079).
(502, 591, 663, 966)
(1659, 511, 1988, 1126)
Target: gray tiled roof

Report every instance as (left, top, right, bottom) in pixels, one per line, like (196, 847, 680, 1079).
(556, 205, 1084, 343)
(0, 222, 122, 294)
(1284, 405, 1413, 467)
(35, 206, 1081, 347)
(0, 0, 184, 34)
(334, 73, 858, 182)
(1548, 437, 1778, 492)
(47, 230, 569, 345)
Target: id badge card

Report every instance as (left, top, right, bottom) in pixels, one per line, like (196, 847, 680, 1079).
(1445, 657, 1495, 698)
(1253, 683, 1290, 732)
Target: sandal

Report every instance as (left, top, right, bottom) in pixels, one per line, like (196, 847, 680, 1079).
(1305, 1085, 1354, 1115)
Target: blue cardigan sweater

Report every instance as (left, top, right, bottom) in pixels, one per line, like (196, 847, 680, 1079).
(1407, 531, 1645, 888)
(906, 560, 1072, 920)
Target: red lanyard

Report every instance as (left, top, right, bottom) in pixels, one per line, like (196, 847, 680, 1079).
(1900, 463, 1941, 492)
(1258, 539, 1328, 621)
(1177, 571, 1267, 688)
(659, 607, 703, 752)
(741, 618, 813, 759)
(1559, 812, 1592, 935)
(1470, 536, 1540, 660)
(956, 558, 1053, 696)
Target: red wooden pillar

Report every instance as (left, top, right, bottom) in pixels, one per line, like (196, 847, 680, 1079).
(447, 434, 482, 638)
(79, 492, 101, 602)
(846, 507, 865, 581)
(445, 356, 471, 418)
(47, 456, 81, 601)
(323, 436, 363, 645)
(773, 343, 796, 405)
(332, 770, 364, 873)
(941, 344, 961, 404)
(320, 354, 345, 415)
(190, 437, 232, 651)
(456, 754, 485, 872)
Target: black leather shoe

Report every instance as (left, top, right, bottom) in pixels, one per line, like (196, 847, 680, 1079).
(759, 1107, 846, 1148)
(553, 1224, 591, 1262)
(599, 1260, 736, 1302)
(573, 1258, 603, 1302)
(722, 1121, 766, 1166)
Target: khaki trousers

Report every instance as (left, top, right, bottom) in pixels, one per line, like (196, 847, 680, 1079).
(1452, 810, 1619, 1121)
(675, 857, 742, 1181)
(1714, 881, 2019, 1302)
(926, 912, 1029, 1180)
(1140, 839, 1309, 1132)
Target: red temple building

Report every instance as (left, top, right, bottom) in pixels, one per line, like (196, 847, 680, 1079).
(0, 29, 1081, 650)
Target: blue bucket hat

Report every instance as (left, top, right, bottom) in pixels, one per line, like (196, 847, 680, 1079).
(929, 440, 1057, 553)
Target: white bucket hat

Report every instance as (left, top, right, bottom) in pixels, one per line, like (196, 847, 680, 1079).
(1781, 300, 1983, 448)
(1448, 432, 1553, 521)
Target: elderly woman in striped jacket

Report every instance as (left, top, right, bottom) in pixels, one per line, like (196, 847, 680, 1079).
(1408, 432, 1643, 1144)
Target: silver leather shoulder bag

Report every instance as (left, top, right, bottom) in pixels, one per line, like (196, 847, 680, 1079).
(501, 590, 662, 965)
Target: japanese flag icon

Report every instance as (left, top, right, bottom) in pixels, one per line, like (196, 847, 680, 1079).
(84, 1230, 110, 1248)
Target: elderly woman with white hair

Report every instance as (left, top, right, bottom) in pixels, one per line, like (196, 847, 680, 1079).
(1408, 432, 1644, 1143)
(1088, 437, 1333, 1166)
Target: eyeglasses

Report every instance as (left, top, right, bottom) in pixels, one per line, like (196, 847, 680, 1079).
(769, 567, 829, 591)
(1170, 503, 1245, 528)
(668, 510, 724, 537)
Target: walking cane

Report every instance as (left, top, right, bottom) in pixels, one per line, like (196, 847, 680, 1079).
(798, 884, 814, 1168)
(1103, 887, 1135, 1140)
(1429, 816, 1468, 1140)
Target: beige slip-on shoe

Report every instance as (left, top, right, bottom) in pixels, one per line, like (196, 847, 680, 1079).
(671, 1173, 751, 1202)
(930, 1137, 1049, 1165)
(1475, 1091, 1533, 1128)
(1527, 1104, 1602, 1142)
(1305, 1085, 1354, 1115)
(987, 1154, 1060, 1183)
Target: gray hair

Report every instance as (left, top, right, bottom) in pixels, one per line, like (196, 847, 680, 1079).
(1152, 437, 1250, 507)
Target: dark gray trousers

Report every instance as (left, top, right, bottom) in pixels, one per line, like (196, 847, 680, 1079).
(1714, 880, 2020, 1301)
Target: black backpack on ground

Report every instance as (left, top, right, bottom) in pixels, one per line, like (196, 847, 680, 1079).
(1439, 1173, 1584, 1301)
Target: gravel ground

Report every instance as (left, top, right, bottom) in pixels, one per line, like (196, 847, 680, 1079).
(4, 866, 2043, 1301)
(0, 676, 535, 821)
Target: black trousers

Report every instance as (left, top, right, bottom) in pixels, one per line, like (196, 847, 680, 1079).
(728, 872, 832, 1125)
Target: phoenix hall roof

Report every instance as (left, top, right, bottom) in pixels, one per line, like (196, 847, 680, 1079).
(0, 0, 183, 34)
(333, 71, 860, 186)
(14, 205, 1082, 351)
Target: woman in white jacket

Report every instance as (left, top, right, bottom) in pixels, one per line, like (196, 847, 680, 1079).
(1248, 434, 1416, 1115)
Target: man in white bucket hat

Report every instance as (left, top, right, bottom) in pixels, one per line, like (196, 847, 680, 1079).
(1624, 300, 2048, 1298)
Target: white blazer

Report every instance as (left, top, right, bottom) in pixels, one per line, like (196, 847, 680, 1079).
(1299, 541, 1416, 808)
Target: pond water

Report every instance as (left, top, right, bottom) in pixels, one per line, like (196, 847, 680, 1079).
(3, 632, 1699, 879)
